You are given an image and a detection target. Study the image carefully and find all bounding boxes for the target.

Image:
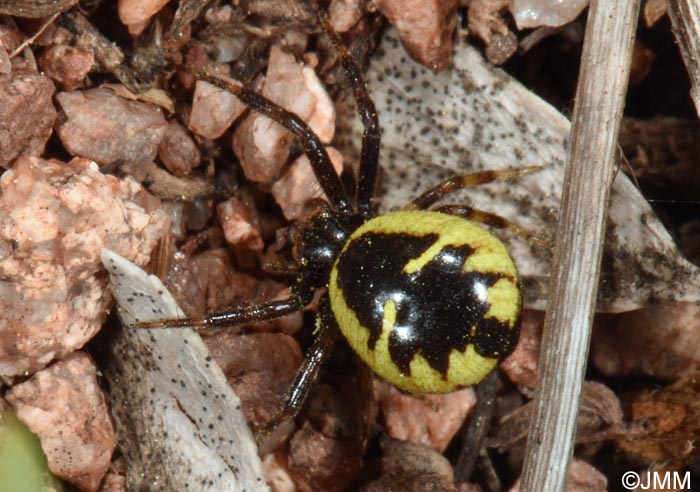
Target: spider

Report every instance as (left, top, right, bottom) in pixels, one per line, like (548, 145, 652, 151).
(139, 10, 539, 442)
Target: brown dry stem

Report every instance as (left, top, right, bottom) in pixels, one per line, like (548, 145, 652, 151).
(666, 0, 700, 117)
(519, 1, 641, 492)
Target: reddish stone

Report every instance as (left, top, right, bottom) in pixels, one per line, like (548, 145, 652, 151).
(288, 421, 362, 492)
(329, 0, 365, 32)
(232, 45, 335, 184)
(204, 331, 303, 428)
(262, 452, 296, 492)
(55, 88, 167, 167)
(118, 0, 170, 35)
(375, 380, 476, 452)
(0, 67, 56, 167)
(592, 302, 700, 379)
(37, 45, 94, 90)
(374, 0, 458, 72)
(188, 79, 246, 139)
(98, 458, 126, 492)
(216, 196, 264, 267)
(0, 156, 168, 377)
(271, 147, 344, 221)
(6, 352, 116, 492)
(362, 436, 456, 492)
(500, 310, 545, 389)
(158, 119, 201, 176)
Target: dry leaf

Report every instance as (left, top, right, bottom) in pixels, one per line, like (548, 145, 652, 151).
(336, 29, 700, 312)
(100, 250, 268, 492)
(617, 371, 700, 465)
(361, 436, 456, 492)
(487, 382, 625, 453)
(643, 0, 668, 28)
(101, 83, 176, 114)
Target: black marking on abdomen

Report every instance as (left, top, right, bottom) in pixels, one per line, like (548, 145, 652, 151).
(336, 232, 517, 377)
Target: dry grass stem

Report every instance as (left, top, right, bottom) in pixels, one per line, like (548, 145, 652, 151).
(519, 1, 641, 491)
(667, 0, 700, 116)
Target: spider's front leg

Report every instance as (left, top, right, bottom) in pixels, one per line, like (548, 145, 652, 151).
(135, 296, 306, 335)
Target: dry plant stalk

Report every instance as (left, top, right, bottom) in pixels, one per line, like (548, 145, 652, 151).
(519, 1, 641, 492)
(666, 0, 700, 117)
(0, 0, 78, 17)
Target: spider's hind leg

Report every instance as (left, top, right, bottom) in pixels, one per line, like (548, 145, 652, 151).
(255, 294, 339, 446)
(406, 166, 541, 210)
(434, 204, 546, 247)
(406, 166, 547, 246)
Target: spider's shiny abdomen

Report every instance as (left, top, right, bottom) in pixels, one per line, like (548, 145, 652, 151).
(328, 210, 521, 393)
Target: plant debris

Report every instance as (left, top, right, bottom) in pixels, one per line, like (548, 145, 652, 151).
(617, 371, 700, 466)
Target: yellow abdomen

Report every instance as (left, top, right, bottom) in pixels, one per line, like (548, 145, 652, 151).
(328, 210, 521, 393)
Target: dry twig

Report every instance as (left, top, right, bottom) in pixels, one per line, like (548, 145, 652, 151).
(519, 1, 641, 491)
(666, 0, 700, 117)
(0, 0, 77, 17)
(9, 13, 60, 59)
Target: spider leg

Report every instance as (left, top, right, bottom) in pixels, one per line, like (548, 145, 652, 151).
(405, 166, 541, 210)
(135, 296, 305, 335)
(192, 70, 353, 215)
(255, 294, 339, 445)
(454, 369, 498, 483)
(433, 204, 547, 247)
(317, 10, 380, 217)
